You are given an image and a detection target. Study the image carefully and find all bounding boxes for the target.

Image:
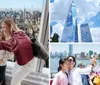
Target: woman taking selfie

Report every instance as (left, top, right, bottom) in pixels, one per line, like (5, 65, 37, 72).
(68, 56, 97, 85)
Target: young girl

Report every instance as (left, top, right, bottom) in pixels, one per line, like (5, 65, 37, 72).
(0, 18, 36, 85)
(0, 30, 7, 85)
(89, 70, 100, 85)
(52, 57, 69, 85)
(0, 30, 14, 85)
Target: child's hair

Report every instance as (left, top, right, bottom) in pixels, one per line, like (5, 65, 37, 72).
(58, 57, 67, 72)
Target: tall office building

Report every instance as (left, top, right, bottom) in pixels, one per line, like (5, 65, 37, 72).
(69, 44, 73, 56)
(80, 23, 92, 42)
(64, 51, 67, 57)
(81, 52, 85, 58)
(50, 26, 53, 37)
(23, 8, 26, 20)
(61, 1, 78, 42)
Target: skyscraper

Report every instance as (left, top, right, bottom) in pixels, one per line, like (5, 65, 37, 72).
(81, 52, 85, 58)
(80, 23, 92, 42)
(50, 25, 53, 37)
(69, 44, 73, 56)
(61, 1, 78, 42)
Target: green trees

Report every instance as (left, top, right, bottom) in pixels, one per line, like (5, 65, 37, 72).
(51, 33, 59, 42)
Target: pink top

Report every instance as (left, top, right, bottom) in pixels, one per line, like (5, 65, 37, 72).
(52, 71, 68, 85)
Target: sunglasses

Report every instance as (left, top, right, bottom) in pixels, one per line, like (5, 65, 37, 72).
(68, 59, 74, 62)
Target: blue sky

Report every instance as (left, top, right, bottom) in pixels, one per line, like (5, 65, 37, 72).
(50, 0, 100, 42)
(0, 0, 45, 11)
(50, 0, 54, 3)
(50, 44, 100, 54)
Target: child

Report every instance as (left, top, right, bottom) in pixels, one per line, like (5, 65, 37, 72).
(89, 71, 100, 85)
(0, 30, 14, 85)
(52, 57, 69, 85)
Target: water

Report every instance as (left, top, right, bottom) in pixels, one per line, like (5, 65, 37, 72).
(50, 58, 100, 73)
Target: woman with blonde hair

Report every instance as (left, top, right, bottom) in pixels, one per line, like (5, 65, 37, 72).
(0, 18, 36, 85)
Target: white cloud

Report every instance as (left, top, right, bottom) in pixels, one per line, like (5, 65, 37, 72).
(50, 0, 100, 42)
(89, 22, 94, 27)
(75, 0, 100, 24)
(50, 0, 100, 24)
(90, 27, 100, 42)
(54, 0, 60, 3)
(50, 0, 72, 22)
(51, 23, 64, 41)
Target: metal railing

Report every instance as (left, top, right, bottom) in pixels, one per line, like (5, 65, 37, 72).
(50, 72, 57, 79)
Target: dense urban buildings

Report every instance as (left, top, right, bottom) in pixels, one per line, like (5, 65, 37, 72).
(0, 8, 41, 39)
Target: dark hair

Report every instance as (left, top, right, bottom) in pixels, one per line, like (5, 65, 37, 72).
(67, 56, 76, 67)
(92, 77, 96, 85)
(58, 57, 67, 72)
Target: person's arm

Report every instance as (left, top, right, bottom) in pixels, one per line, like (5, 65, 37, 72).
(93, 64, 100, 72)
(0, 37, 17, 52)
(90, 57, 99, 72)
(77, 65, 92, 75)
(89, 80, 94, 85)
(0, 59, 4, 64)
(0, 41, 12, 51)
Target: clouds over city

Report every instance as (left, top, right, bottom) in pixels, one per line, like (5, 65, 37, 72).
(50, 0, 100, 42)
(51, 23, 64, 41)
(50, 0, 72, 22)
(90, 27, 100, 42)
(50, 0, 100, 22)
(76, 0, 100, 20)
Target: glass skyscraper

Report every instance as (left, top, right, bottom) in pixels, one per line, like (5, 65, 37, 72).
(61, 1, 78, 42)
(80, 23, 92, 42)
(69, 44, 73, 56)
(50, 26, 53, 37)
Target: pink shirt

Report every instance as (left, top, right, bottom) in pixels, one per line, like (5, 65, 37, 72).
(52, 71, 68, 85)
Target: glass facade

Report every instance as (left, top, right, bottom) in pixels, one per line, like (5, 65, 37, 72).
(50, 26, 53, 37)
(61, 2, 78, 42)
(80, 23, 92, 42)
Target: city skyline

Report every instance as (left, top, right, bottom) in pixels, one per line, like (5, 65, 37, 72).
(50, 44, 100, 54)
(0, 0, 45, 11)
(50, 0, 100, 42)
